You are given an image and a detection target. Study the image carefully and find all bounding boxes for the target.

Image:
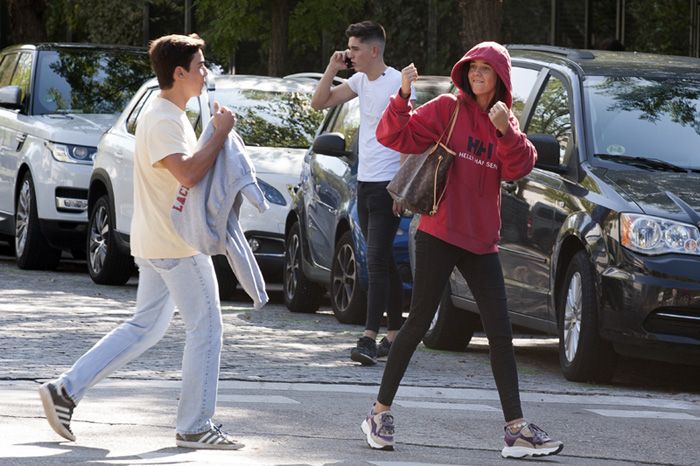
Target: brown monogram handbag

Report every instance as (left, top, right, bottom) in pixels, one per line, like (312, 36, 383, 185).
(386, 102, 460, 215)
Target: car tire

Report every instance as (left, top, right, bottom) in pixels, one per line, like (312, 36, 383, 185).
(558, 250, 618, 382)
(15, 172, 61, 270)
(423, 284, 479, 351)
(212, 254, 238, 301)
(283, 222, 323, 313)
(86, 194, 135, 285)
(330, 231, 366, 324)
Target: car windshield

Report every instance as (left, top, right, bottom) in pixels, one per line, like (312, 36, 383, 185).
(212, 86, 324, 149)
(585, 75, 700, 170)
(33, 48, 151, 115)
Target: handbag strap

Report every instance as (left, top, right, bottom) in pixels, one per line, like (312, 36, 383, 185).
(437, 101, 460, 146)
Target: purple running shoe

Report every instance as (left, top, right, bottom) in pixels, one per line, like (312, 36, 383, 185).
(501, 422, 563, 458)
(361, 406, 394, 450)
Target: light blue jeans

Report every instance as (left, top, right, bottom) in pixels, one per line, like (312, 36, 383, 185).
(57, 254, 223, 434)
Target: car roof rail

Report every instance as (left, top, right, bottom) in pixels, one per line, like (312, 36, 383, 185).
(506, 44, 595, 60)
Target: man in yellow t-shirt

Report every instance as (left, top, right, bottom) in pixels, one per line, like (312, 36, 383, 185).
(40, 34, 243, 450)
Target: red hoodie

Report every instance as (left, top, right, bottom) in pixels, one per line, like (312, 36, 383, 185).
(376, 42, 537, 254)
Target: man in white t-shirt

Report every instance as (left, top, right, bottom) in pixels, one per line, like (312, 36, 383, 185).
(39, 34, 244, 450)
(312, 21, 409, 366)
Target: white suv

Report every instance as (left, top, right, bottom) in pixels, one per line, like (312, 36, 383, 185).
(87, 75, 324, 297)
(0, 43, 151, 269)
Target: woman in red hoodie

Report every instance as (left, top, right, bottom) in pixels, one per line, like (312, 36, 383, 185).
(360, 42, 564, 459)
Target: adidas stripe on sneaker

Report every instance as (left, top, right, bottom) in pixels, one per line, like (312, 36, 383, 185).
(176, 423, 244, 450)
(39, 381, 76, 442)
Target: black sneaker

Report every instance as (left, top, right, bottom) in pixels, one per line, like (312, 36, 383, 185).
(351, 336, 377, 365)
(39, 381, 76, 441)
(176, 423, 244, 450)
(376, 337, 392, 358)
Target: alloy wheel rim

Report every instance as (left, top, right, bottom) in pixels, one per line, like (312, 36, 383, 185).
(331, 243, 356, 312)
(563, 272, 582, 362)
(15, 180, 31, 256)
(284, 233, 300, 300)
(88, 204, 109, 274)
(429, 301, 442, 332)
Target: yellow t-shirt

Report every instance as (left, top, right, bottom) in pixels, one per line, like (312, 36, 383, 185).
(131, 95, 199, 259)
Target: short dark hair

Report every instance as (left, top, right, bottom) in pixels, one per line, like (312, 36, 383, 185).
(345, 20, 386, 45)
(148, 33, 205, 90)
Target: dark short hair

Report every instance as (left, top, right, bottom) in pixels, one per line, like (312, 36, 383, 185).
(345, 20, 386, 44)
(148, 33, 205, 90)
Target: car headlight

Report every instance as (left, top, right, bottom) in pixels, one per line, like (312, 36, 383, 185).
(257, 178, 286, 206)
(620, 213, 700, 256)
(46, 142, 96, 164)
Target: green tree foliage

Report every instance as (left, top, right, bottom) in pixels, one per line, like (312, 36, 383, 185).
(24, 0, 700, 78)
(625, 0, 690, 56)
(45, 0, 184, 46)
(47, 0, 142, 45)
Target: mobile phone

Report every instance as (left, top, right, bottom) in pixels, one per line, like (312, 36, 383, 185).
(345, 56, 353, 69)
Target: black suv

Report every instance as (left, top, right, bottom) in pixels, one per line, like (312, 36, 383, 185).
(419, 45, 700, 383)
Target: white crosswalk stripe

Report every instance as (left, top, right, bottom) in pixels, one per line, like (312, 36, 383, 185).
(586, 409, 699, 420)
(93, 379, 700, 422)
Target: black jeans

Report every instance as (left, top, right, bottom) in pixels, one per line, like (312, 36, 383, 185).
(377, 230, 523, 422)
(357, 181, 403, 333)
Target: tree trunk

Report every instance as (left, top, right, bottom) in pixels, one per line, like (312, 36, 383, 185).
(268, 0, 289, 77)
(426, 0, 438, 73)
(8, 0, 48, 43)
(458, 0, 503, 51)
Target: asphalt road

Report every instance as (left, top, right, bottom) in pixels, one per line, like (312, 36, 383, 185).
(1, 253, 699, 465)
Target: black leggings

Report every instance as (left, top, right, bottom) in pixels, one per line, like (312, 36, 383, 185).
(357, 181, 403, 333)
(377, 230, 523, 422)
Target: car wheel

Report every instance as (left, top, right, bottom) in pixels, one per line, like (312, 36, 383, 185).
(423, 284, 479, 351)
(330, 231, 366, 324)
(212, 254, 238, 301)
(558, 250, 617, 382)
(86, 194, 135, 285)
(283, 222, 323, 313)
(15, 172, 61, 270)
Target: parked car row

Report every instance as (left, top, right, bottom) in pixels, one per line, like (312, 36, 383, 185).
(2, 41, 698, 384)
(412, 45, 700, 382)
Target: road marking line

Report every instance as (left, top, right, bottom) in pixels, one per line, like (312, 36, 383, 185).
(218, 394, 299, 404)
(371, 463, 465, 466)
(586, 409, 699, 420)
(394, 400, 500, 412)
(93, 379, 699, 411)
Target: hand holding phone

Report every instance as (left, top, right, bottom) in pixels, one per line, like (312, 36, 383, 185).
(344, 56, 353, 69)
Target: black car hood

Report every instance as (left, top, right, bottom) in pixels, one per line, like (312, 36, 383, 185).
(603, 170, 700, 223)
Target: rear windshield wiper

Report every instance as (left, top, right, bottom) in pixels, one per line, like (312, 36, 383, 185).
(595, 154, 689, 173)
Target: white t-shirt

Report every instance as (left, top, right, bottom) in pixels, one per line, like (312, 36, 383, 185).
(347, 67, 406, 182)
(131, 95, 198, 259)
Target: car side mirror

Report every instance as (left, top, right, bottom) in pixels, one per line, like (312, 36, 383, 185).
(0, 86, 22, 109)
(312, 132, 351, 158)
(529, 133, 566, 173)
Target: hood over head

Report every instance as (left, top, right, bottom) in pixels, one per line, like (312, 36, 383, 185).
(450, 41, 512, 108)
